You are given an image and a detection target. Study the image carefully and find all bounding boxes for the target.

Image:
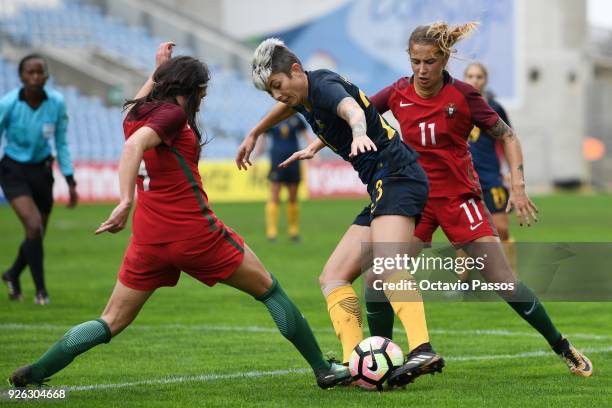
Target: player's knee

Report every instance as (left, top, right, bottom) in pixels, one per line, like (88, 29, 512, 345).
(24, 219, 44, 239)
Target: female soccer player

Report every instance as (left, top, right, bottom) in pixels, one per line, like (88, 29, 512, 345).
(8, 43, 348, 390)
(367, 22, 592, 379)
(255, 116, 313, 241)
(463, 62, 515, 271)
(0, 54, 78, 305)
(238, 38, 445, 387)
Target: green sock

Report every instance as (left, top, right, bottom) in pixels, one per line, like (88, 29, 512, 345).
(30, 319, 111, 382)
(506, 282, 562, 346)
(365, 288, 395, 339)
(257, 276, 330, 372)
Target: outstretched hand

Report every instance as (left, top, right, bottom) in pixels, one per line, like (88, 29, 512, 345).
(235, 134, 258, 170)
(349, 135, 377, 158)
(506, 187, 539, 227)
(278, 147, 316, 168)
(95, 202, 132, 234)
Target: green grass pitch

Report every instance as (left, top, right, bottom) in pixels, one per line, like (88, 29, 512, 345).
(1, 193, 611, 407)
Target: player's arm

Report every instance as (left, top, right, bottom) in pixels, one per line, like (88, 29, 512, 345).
(301, 129, 315, 146)
(236, 102, 295, 170)
(0, 94, 11, 138)
(336, 97, 377, 157)
(461, 81, 538, 226)
(54, 97, 78, 208)
(124, 42, 175, 116)
(253, 133, 267, 161)
(487, 119, 538, 226)
(279, 138, 326, 168)
(95, 128, 162, 234)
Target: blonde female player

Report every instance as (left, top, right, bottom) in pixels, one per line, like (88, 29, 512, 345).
(367, 22, 592, 382)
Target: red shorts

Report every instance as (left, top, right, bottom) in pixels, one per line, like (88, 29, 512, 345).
(119, 224, 245, 291)
(415, 193, 497, 246)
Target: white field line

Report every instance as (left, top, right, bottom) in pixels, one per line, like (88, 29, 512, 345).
(67, 369, 310, 391)
(1, 321, 610, 393)
(1, 323, 610, 341)
(0, 345, 606, 393)
(446, 345, 612, 361)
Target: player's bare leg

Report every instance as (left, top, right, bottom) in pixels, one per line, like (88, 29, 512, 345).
(492, 212, 517, 272)
(319, 225, 370, 362)
(100, 281, 155, 336)
(223, 244, 350, 388)
(9, 281, 153, 387)
(464, 235, 592, 377)
(368, 216, 444, 386)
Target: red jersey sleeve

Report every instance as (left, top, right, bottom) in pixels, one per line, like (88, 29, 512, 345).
(370, 84, 394, 114)
(454, 80, 500, 130)
(145, 103, 187, 146)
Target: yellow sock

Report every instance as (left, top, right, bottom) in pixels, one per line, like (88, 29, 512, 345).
(287, 202, 300, 238)
(384, 272, 430, 352)
(265, 202, 279, 239)
(326, 285, 363, 362)
(503, 236, 517, 273)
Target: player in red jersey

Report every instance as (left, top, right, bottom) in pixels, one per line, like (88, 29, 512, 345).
(367, 22, 592, 380)
(7, 43, 349, 390)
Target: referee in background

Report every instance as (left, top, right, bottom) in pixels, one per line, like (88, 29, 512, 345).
(0, 54, 78, 305)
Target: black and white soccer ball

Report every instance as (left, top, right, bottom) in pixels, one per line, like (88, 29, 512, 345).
(348, 336, 404, 390)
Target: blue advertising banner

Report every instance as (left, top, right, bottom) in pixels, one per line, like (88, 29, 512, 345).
(270, 0, 516, 100)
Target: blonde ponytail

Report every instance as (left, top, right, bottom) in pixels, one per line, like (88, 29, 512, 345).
(408, 21, 478, 58)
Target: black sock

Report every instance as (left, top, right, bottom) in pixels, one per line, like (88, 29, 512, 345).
(23, 238, 45, 293)
(551, 337, 570, 354)
(506, 282, 562, 347)
(7, 240, 28, 279)
(364, 288, 395, 339)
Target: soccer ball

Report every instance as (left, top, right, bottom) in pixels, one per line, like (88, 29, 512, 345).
(348, 336, 404, 391)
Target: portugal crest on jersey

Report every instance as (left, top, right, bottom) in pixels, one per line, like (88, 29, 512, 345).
(446, 103, 457, 118)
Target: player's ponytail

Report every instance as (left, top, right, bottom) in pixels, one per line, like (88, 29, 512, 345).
(408, 21, 478, 59)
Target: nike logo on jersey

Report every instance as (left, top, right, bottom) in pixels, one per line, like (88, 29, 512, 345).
(469, 222, 484, 231)
(400, 101, 415, 107)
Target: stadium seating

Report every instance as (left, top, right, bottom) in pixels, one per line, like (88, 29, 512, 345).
(0, 0, 273, 161)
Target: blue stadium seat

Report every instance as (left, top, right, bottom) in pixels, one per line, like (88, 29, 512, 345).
(0, 1, 275, 160)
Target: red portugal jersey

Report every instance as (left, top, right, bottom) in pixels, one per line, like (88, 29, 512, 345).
(371, 72, 500, 198)
(123, 102, 215, 244)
